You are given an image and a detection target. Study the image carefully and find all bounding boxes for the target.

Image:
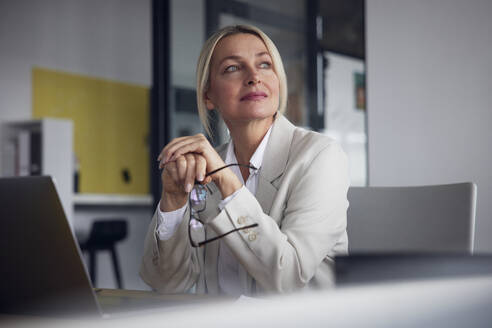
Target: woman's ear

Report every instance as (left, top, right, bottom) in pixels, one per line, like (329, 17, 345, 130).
(204, 92, 215, 111)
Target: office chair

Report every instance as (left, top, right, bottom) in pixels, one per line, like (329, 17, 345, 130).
(79, 219, 128, 289)
(346, 183, 477, 253)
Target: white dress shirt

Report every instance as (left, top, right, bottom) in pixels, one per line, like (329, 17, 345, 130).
(155, 125, 272, 296)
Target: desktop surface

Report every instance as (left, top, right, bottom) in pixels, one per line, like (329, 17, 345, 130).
(2, 277, 492, 327)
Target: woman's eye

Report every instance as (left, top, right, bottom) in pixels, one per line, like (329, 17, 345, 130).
(259, 62, 271, 69)
(224, 65, 239, 73)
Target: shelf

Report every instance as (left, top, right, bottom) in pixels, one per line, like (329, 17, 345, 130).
(73, 193, 153, 206)
(0, 119, 74, 226)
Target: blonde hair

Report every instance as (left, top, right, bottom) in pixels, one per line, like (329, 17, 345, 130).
(196, 25, 288, 136)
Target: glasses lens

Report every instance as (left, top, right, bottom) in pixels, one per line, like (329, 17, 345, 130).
(190, 184, 206, 212)
(189, 215, 205, 247)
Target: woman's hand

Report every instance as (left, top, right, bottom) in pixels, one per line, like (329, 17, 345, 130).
(158, 134, 242, 200)
(158, 134, 224, 174)
(159, 153, 210, 212)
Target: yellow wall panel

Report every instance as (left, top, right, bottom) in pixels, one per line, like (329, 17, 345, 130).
(32, 67, 150, 195)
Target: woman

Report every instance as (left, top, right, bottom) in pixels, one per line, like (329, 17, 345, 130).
(140, 25, 349, 295)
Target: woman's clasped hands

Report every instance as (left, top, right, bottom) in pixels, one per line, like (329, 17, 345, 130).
(157, 134, 241, 212)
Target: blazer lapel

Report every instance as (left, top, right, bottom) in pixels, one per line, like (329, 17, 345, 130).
(246, 114, 296, 294)
(202, 118, 296, 293)
(255, 114, 296, 217)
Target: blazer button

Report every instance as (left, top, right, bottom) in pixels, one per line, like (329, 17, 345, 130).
(248, 233, 257, 241)
(237, 216, 246, 225)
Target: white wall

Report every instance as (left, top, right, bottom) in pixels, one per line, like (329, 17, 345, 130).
(324, 52, 367, 187)
(0, 0, 153, 289)
(0, 0, 151, 120)
(366, 0, 492, 252)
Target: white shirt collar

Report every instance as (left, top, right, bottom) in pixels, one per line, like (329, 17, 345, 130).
(224, 124, 273, 173)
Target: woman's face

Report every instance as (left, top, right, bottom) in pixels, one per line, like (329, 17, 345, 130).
(205, 33, 280, 126)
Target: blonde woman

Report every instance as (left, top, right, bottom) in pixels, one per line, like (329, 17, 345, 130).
(140, 25, 349, 295)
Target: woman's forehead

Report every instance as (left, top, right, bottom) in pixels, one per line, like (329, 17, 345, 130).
(211, 33, 270, 64)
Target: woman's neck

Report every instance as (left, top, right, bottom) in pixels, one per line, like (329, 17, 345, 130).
(227, 116, 274, 165)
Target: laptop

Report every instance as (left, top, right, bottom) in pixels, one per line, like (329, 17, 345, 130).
(335, 253, 492, 286)
(0, 176, 209, 318)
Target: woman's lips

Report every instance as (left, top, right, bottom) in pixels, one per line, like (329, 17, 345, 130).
(240, 91, 267, 101)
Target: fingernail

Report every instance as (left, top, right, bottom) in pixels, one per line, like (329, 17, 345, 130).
(197, 173, 204, 182)
(185, 183, 193, 193)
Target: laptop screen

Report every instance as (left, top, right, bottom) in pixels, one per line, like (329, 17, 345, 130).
(0, 176, 101, 317)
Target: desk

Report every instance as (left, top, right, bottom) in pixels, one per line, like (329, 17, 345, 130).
(95, 287, 210, 299)
(95, 288, 226, 314)
(3, 278, 492, 327)
(0, 288, 230, 326)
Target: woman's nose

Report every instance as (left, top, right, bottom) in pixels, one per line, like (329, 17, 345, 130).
(247, 78, 259, 86)
(245, 69, 260, 86)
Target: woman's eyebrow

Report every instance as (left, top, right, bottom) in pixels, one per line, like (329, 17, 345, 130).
(218, 55, 242, 65)
(218, 52, 271, 65)
(256, 51, 270, 58)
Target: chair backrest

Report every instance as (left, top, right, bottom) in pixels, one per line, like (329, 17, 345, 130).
(87, 219, 128, 246)
(347, 183, 477, 253)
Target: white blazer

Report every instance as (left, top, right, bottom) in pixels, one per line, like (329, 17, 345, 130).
(140, 114, 349, 294)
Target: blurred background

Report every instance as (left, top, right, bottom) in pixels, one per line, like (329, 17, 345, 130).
(0, 0, 490, 290)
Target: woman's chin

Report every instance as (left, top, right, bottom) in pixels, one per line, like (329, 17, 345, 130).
(241, 104, 277, 118)
(220, 103, 277, 125)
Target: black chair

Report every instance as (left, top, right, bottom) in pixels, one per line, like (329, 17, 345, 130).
(79, 219, 127, 289)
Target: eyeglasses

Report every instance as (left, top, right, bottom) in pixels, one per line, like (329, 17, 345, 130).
(188, 164, 259, 248)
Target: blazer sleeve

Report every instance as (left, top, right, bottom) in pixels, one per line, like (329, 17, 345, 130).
(206, 142, 349, 293)
(139, 206, 201, 293)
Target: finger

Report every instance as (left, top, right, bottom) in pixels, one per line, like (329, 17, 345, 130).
(159, 156, 166, 169)
(184, 154, 196, 193)
(195, 155, 207, 182)
(157, 137, 185, 161)
(158, 135, 200, 163)
(169, 144, 204, 163)
(160, 162, 181, 196)
(169, 137, 210, 163)
(176, 155, 188, 188)
(157, 135, 194, 162)
(159, 138, 201, 169)
(166, 134, 208, 163)
(163, 161, 180, 185)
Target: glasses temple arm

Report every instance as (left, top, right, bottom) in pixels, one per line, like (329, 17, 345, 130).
(205, 163, 257, 177)
(197, 223, 259, 247)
